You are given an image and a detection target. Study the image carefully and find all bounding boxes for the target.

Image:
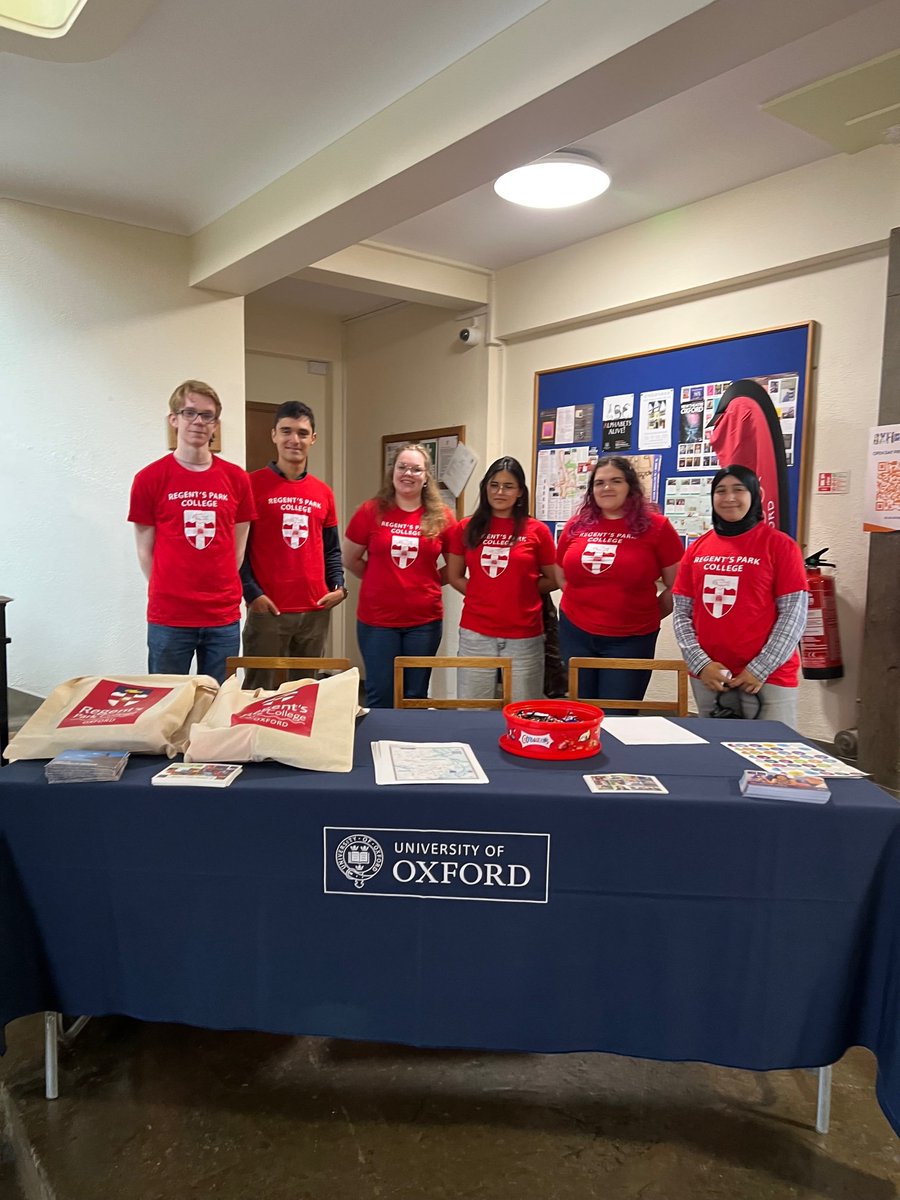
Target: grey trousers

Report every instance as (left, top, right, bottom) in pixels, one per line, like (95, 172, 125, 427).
(690, 677, 799, 728)
(241, 608, 331, 689)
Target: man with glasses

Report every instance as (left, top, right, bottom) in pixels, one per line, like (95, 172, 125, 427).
(239, 400, 346, 688)
(128, 380, 256, 683)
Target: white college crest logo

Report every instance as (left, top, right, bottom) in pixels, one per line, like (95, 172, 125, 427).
(480, 545, 510, 578)
(391, 535, 419, 569)
(335, 834, 384, 890)
(282, 512, 309, 549)
(183, 509, 216, 549)
(702, 573, 739, 618)
(581, 542, 617, 574)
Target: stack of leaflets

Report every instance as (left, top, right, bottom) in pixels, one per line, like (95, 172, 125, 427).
(151, 762, 243, 788)
(45, 749, 129, 784)
(740, 770, 831, 803)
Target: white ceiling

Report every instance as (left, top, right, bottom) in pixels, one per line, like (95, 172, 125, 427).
(3, 0, 898, 316)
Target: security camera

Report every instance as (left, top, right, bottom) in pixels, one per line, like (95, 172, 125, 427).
(458, 325, 482, 345)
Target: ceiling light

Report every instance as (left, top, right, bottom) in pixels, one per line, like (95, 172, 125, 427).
(494, 151, 610, 209)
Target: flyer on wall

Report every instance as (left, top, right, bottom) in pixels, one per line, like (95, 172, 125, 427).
(863, 423, 900, 533)
(637, 388, 673, 450)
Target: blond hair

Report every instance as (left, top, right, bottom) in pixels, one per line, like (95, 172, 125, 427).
(168, 380, 222, 418)
(376, 443, 449, 537)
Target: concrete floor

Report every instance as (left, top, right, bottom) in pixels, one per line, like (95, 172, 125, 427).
(1, 1014, 897, 1200)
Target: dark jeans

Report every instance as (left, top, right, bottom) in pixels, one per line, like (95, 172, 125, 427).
(147, 621, 240, 685)
(558, 611, 659, 714)
(356, 619, 443, 708)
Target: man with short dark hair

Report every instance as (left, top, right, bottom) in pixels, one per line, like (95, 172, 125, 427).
(240, 401, 346, 688)
(128, 380, 256, 683)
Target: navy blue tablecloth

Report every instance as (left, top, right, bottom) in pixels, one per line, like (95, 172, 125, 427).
(1, 713, 898, 1135)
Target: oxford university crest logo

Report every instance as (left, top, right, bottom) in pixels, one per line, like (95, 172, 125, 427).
(335, 834, 384, 890)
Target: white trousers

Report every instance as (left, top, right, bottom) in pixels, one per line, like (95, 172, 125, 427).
(690, 678, 799, 728)
(457, 627, 545, 702)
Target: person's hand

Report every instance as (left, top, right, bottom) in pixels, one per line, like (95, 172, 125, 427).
(249, 595, 279, 616)
(728, 667, 762, 694)
(316, 588, 346, 610)
(699, 661, 732, 692)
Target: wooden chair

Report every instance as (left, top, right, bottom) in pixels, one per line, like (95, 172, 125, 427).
(225, 656, 352, 687)
(567, 657, 689, 716)
(393, 656, 513, 710)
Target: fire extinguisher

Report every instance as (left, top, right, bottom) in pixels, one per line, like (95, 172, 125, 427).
(800, 548, 844, 680)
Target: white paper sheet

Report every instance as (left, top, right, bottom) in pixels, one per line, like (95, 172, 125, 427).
(371, 741, 489, 784)
(601, 718, 708, 746)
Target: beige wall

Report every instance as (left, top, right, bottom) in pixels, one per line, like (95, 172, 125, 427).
(1, 199, 245, 697)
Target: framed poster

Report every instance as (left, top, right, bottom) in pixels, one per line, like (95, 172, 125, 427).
(533, 323, 814, 545)
(382, 426, 467, 517)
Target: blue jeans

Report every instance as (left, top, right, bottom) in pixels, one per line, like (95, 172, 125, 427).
(558, 611, 658, 714)
(356, 619, 443, 708)
(147, 621, 240, 685)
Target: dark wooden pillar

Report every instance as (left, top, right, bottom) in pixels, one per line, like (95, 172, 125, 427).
(0, 597, 11, 765)
(858, 229, 900, 790)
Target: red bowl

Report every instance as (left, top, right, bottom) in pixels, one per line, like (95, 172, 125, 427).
(500, 700, 603, 761)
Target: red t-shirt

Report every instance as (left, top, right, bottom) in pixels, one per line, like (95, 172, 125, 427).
(557, 511, 683, 636)
(247, 468, 337, 612)
(673, 522, 808, 686)
(449, 516, 556, 638)
(345, 500, 456, 627)
(128, 454, 256, 627)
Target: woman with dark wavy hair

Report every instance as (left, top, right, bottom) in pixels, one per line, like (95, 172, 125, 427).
(447, 456, 556, 700)
(555, 455, 683, 708)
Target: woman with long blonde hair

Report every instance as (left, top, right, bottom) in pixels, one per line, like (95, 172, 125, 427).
(343, 444, 456, 707)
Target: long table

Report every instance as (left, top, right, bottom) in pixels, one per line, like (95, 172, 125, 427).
(1, 712, 898, 1135)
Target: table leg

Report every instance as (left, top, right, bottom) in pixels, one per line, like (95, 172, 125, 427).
(816, 1064, 832, 1134)
(44, 1012, 59, 1100)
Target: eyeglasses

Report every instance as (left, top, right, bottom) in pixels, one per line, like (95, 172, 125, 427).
(396, 464, 425, 476)
(488, 482, 519, 492)
(178, 408, 219, 425)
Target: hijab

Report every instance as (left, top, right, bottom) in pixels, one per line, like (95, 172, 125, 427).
(711, 464, 764, 537)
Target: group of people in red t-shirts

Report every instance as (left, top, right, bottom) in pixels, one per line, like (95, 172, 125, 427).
(131, 382, 808, 726)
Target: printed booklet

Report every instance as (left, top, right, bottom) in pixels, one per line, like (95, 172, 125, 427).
(151, 762, 243, 788)
(45, 749, 129, 783)
(740, 770, 831, 803)
(583, 774, 668, 794)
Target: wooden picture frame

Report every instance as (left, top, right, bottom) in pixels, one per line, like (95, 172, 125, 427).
(381, 426, 467, 517)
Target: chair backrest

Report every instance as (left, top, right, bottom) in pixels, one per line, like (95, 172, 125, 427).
(225, 656, 352, 687)
(393, 656, 513, 710)
(567, 657, 689, 716)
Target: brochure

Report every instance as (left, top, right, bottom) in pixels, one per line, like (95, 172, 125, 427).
(45, 749, 129, 783)
(583, 774, 668, 794)
(740, 770, 831, 803)
(151, 762, 243, 788)
(371, 741, 488, 785)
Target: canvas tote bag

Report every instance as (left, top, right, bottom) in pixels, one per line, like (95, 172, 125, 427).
(185, 668, 360, 773)
(4, 675, 219, 761)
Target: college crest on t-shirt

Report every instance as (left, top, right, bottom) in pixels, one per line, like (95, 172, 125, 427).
(282, 512, 309, 549)
(391, 535, 419, 569)
(183, 508, 216, 549)
(702, 573, 739, 618)
(581, 542, 617, 574)
(480, 545, 510, 577)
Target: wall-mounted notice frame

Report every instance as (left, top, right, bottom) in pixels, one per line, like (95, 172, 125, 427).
(533, 323, 814, 546)
(382, 426, 466, 517)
